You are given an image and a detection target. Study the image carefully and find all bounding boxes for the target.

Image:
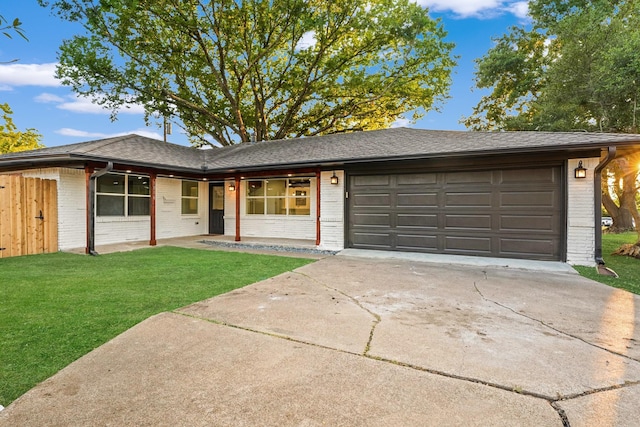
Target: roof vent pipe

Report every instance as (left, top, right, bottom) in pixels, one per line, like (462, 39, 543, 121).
(593, 147, 617, 265)
(88, 162, 113, 256)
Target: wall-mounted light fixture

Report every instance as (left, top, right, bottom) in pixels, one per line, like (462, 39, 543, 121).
(574, 160, 587, 179)
(330, 171, 339, 185)
(229, 182, 236, 191)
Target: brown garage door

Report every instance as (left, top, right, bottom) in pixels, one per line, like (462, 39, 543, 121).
(348, 167, 564, 260)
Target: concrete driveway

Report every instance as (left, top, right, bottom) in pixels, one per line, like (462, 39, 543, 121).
(1, 253, 639, 426)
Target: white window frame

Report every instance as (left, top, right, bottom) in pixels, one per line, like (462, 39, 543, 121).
(181, 180, 199, 215)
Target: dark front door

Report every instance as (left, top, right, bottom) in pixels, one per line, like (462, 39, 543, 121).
(209, 183, 225, 234)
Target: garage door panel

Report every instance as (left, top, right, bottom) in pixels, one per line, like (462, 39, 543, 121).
(445, 215, 492, 230)
(445, 171, 493, 184)
(352, 213, 391, 227)
(397, 214, 437, 228)
(445, 236, 492, 253)
(500, 238, 558, 259)
(397, 173, 437, 185)
(396, 234, 437, 250)
(352, 232, 392, 249)
(353, 175, 390, 186)
(500, 215, 557, 231)
(501, 168, 559, 184)
(501, 191, 557, 207)
(352, 193, 391, 207)
(397, 193, 438, 207)
(445, 192, 492, 207)
(348, 167, 564, 260)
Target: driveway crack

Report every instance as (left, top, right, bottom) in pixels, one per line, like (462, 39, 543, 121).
(472, 281, 639, 364)
(174, 310, 575, 426)
(291, 271, 381, 356)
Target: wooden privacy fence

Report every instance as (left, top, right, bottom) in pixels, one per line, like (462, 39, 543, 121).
(0, 175, 58, 258)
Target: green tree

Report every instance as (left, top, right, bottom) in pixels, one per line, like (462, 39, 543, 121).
(465, 0, 640, 253)
(39, 0, 455, 147)
(0, 104, 43, 154)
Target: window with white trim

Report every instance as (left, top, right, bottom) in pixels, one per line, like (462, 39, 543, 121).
(246, 178, 311, 216)
(181, 181, 199, 215)
(96, 173, 150, 216)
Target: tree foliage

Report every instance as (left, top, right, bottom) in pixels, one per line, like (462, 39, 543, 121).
(0, 14, 26, 41)
(466, 0, 640, 246)
(0, 104, 44, 154)
(466, 0, 640, 132)
(40, 0, 456, 147)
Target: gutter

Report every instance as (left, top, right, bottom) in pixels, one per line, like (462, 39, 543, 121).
(87, 162, 113, 256)
(593, 147, 617, 265)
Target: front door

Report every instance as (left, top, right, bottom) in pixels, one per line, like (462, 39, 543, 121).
(209, 183, 225, 234)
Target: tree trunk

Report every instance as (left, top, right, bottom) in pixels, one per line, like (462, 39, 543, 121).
(603, 158, 639, 232)
(606, 157, 640, 257)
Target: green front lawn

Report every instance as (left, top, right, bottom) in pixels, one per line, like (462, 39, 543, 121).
(0, 247, 313, 406)
(574, 232, 640, 295)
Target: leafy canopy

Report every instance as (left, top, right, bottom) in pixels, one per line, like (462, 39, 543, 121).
(41, 0, 456, 147)
(0, 104, 44, 154)
(465, 0, 640, 133)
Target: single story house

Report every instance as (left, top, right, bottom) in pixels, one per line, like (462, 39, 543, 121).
(1, 127, 639, 265)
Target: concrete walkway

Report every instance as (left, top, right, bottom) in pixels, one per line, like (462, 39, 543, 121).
(1, 250, 639, 425)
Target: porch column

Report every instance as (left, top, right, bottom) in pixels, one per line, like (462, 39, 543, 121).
(235, 176, 241, 241)
(316, 170, 321, 245)
(84, 166, 93, 254)
(149, 173, 157, 246)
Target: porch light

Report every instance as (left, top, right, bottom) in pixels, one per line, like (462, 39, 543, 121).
(330, 171, 339, 185)
(229, 182, 236, 191)
(574, 160, 587, 179)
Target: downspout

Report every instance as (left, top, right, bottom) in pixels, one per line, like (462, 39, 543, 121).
(593, 147, 617, 265)
(88, 162, 113, 256)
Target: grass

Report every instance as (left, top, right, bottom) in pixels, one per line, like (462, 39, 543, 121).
(574, 231, 640, 295)
(0, 247, 313, 406)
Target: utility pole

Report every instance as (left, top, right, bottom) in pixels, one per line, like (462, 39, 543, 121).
(163, 116, 172, 142)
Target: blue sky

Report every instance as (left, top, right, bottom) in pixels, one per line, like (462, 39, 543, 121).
(1, 1, 530, 148)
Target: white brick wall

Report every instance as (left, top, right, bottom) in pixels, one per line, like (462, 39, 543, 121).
(566, 158, 598, 266)
(57, 168, 87, 249)
(319, 170, 345, 250)
(156, 178, 208, 239)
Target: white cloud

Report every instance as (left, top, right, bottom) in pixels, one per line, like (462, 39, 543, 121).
(415, 0, 530, 19)
(57, 94, 145, 115)
(56, 128, 163, 140)
(35, 92, 65, 103)
(506, 1, 530, 19)
(0, 63, 60, 87)
(296, 31, 317, 50)
(391, 117, 412, 128)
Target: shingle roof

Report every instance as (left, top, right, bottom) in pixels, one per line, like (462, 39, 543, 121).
(205, 128, 640, 171)
(0, 134, 206, 172)
(2, 128, 640, 174)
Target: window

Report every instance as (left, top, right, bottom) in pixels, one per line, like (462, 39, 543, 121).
(246, 178, 311, 216)
(181, 181, 199, 215)
(96, 173, 150, 216)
